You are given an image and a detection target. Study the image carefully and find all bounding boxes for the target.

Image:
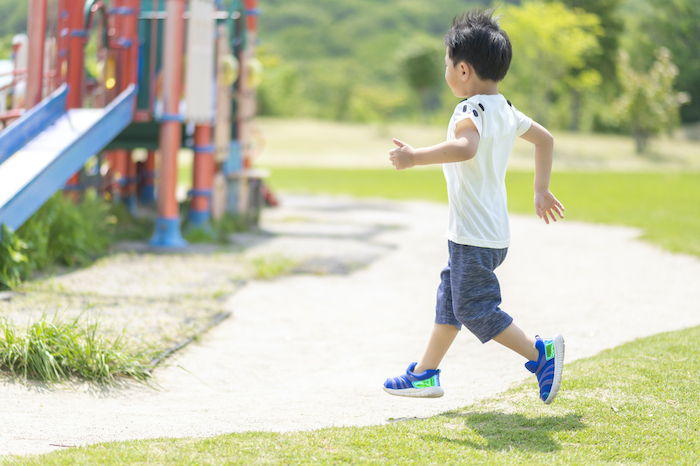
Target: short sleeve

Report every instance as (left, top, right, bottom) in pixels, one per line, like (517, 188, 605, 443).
(452, 102, 482, 137)
(513, 105, 533, 137)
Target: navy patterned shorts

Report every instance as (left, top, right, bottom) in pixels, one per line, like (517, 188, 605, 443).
(435, 241, 513, 343)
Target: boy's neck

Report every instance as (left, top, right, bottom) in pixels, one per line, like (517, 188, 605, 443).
(464, 79, 499, 98)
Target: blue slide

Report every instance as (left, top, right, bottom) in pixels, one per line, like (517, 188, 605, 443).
(0, 83, 136, 232)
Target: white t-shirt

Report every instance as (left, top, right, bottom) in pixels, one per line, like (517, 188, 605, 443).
(443, 94, 532, 248)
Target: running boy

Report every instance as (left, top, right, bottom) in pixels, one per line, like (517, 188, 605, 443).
(384, 10, 566, 404)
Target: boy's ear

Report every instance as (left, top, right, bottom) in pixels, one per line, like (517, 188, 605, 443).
(459, 62, 471, 81)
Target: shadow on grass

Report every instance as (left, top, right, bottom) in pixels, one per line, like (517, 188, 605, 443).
(425, 411, 585, 453)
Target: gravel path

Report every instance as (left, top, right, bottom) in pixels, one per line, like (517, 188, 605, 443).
(2, 194, 700, 456)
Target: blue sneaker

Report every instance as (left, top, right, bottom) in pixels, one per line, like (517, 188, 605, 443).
(525, 335, 565, 404)
(383, 362, 444, 398)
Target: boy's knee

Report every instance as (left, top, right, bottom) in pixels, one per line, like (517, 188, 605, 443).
(458, 310, 513, 344)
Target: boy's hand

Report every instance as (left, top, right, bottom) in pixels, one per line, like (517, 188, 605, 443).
(534, 190, 565, 224)
(389, 138, 415, 170)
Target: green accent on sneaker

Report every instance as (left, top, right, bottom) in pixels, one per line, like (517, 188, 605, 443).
(412, 375, 438, 389)
(545, 340, 555, 361)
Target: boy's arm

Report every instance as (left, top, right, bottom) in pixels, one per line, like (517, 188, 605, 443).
(389, 119, 480, 170)
(519, 122, 565, 224)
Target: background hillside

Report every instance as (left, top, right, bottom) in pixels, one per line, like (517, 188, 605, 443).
(1, 0, 697, 131)
(256, 0, 699, 131)
(256, 0, 492, 122)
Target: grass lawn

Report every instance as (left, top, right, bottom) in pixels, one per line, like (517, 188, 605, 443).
(255, 117, 700, 171)
(4, 325, 699, 465)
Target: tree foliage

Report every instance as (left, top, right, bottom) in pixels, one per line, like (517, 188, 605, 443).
(0, 0, 28, 60)
(613, 47, 689, 153)
(543, 0, 623, 130)
(497, 1, 602, 127)
(625, 0, 700, 123)
(547, 0, 623, 82)
(0, 0, 27, 38)
(397, 35, 445, 116)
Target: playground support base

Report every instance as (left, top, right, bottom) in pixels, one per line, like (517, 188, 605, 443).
(187, 209, 212, 230)
(126, 194, 138, 216)
(149, 216, 188, 248)
(140, 185, 156, 204)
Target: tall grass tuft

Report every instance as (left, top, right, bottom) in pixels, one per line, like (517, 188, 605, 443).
(0, 313, 153, 384)
(0, 190, 117, 289)
(0, 224, 31, 289)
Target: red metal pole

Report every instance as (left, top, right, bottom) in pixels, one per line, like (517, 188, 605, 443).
(157, 123, 181, 218)
(56, 0, 69, 85)
(66, 0, 85, 109)
(26, 0, 47, 109)
(109, 149, 128, 200)
(110, 0, 123, 92)
(239, 0, 259, 170)
(140, 149, 156, 203)
(108, 0, 141, 209)
(151, 0, 186, 247)
(111, 0, 139, 91)
(159, 0, 184, 220)
(124, 0, 140, 87)
(189, 124, 215, 227)
(243, 0, 258, 34)
(125, 149, 137, 213)
(63, 0, 87, 197)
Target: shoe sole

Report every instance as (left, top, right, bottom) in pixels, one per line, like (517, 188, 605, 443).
(382, 386, 444, 398)
(543, 334, 565, 404)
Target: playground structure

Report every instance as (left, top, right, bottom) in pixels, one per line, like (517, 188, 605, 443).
(0, 0, 268, 247)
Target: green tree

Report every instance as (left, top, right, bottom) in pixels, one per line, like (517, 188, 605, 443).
(0, 0, 27, 37)
(0, 0, 28, 60)
(397, 35, 444, 118)
(545, 0, 624, 130)
(613, 47, 690, 154)
(632, 0, 700, 123)
(498, 1, 602, 128)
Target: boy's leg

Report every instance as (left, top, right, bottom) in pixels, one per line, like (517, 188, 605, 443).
(492, 322, 538, 361)
(446, 243, 565, 405)
(382, 324, 457, 399)
(525, 334, 565, 404)
(383, 246, 459, 399)
(414, 323, 459, 373)
(493, 323, 565, 404)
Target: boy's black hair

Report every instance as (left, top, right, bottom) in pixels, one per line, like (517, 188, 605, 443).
(444, 9, 512, 82)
